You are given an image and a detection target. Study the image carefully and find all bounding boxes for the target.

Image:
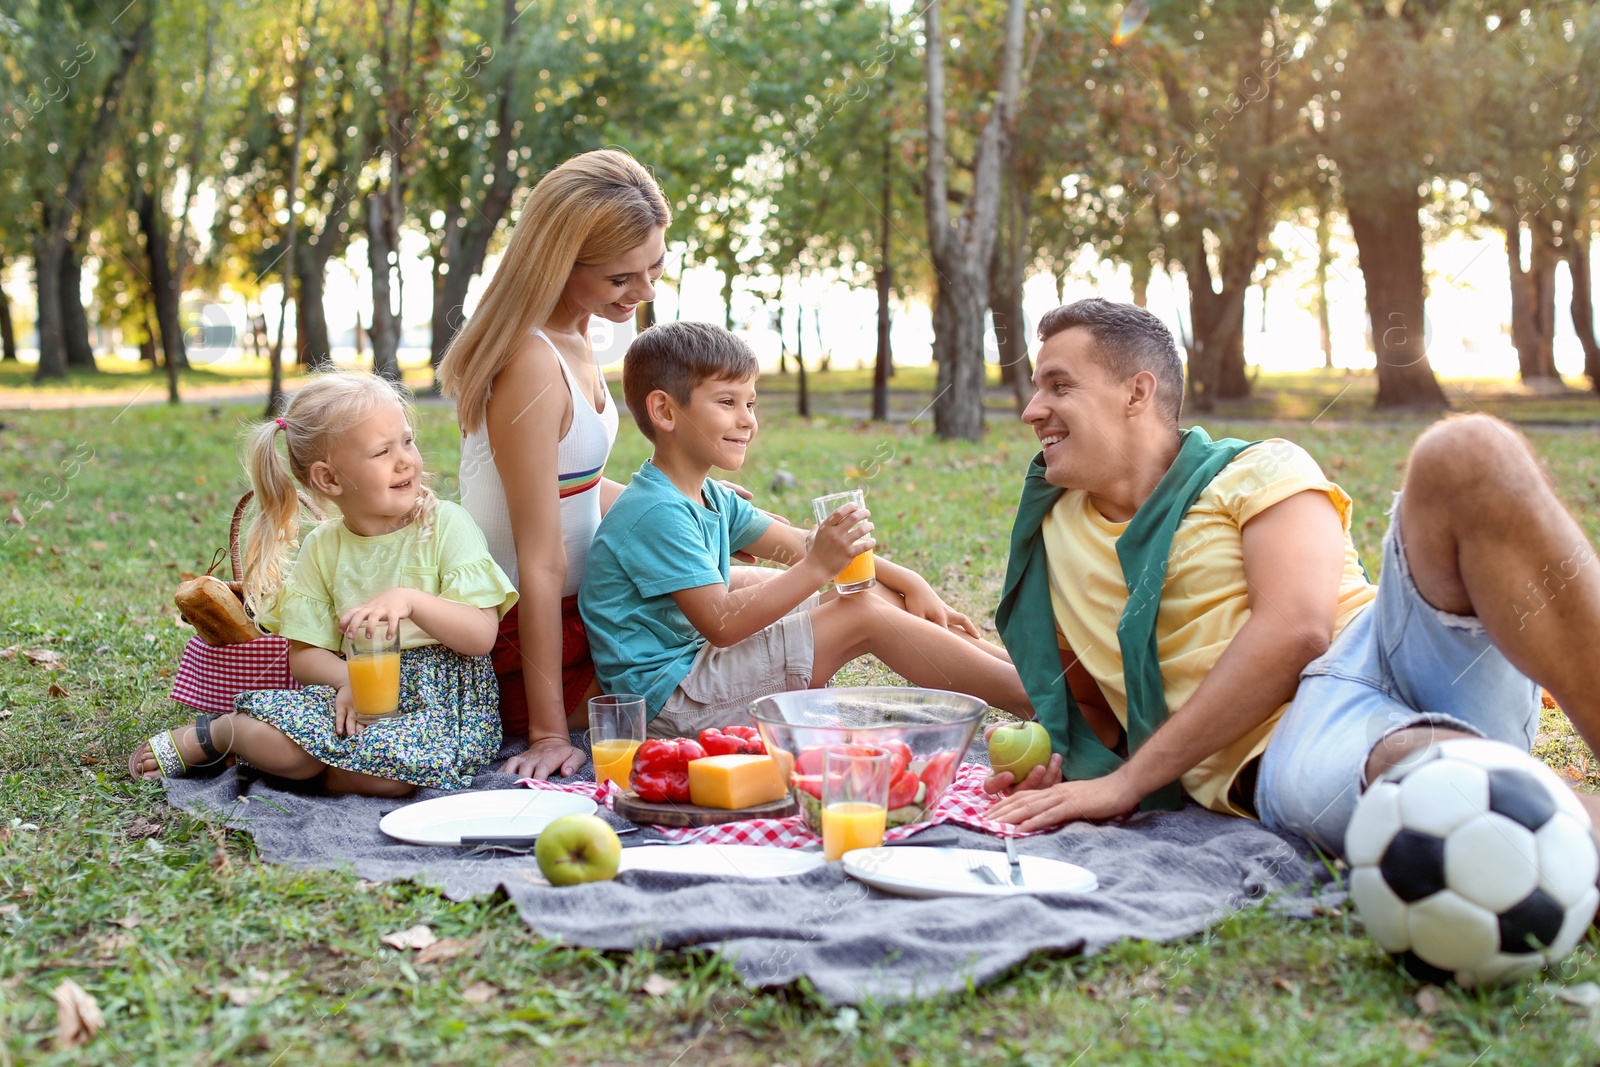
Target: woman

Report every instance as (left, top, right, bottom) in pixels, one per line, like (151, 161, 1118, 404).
(441, 149, 668, 779)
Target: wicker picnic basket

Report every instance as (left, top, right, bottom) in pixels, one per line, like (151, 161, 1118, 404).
(168, 489, 325, 714)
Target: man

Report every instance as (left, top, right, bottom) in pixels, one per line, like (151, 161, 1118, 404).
(986, 298, 1600, 857)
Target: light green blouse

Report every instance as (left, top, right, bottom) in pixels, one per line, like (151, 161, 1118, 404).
(256, 500, 518, 653)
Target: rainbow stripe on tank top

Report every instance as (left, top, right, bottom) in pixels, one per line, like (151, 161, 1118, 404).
(559, 463, 603, 499)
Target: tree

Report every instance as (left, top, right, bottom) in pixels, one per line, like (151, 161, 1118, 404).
(4, 1, 152, 380)
(924, 0, 1027, 441)
(1319, 2, 1452, 408)
(267, 0, 321, 414)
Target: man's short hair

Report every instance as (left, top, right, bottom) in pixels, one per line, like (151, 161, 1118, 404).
(623, 321, 759, 440)
(1037, 298, 1185, 424)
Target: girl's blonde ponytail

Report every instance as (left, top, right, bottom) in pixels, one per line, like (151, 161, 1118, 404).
(242, 419, 305, 618)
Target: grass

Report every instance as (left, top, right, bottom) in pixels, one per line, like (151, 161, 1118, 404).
(4, 396, 1600, 1064)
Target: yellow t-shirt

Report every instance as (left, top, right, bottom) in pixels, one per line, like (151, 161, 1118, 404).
(1040, 439, 1377, 816)
(256, 499, 518, 653)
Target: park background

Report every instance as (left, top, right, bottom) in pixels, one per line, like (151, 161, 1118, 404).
(5, 1, 1600, 1064)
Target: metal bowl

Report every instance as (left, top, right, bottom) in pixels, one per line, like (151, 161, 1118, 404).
(748, 687, 987, 829)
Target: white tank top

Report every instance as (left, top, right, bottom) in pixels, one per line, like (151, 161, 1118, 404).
(459, 328, 619, 598)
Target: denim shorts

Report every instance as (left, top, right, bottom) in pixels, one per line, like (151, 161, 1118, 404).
(1255, 494, 1541, 857)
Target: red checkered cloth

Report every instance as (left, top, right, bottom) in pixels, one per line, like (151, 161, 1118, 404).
(170, 634, 301, 713)
(516, 762, 1037, 848)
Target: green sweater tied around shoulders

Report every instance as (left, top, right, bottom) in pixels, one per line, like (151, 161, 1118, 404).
(995, 427, 1255, 812)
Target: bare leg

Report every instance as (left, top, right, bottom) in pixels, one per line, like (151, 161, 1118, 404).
(808, 593, 1032, 716)
(131, 714, 324, 780)
(862, 579, 1013, 661)
(324, 768, 416, 797)
(1397, 414, 1600, 751)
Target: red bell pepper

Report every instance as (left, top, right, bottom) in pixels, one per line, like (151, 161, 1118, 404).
(698, 726, 767, 756)
(629, 738, 708, 803)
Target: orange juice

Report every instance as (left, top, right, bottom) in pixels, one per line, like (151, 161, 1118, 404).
(347, 652, 401, 717)
(822, 801, 887, 861)
(593, 738, 642, 788)
(833, 548, 876, 592)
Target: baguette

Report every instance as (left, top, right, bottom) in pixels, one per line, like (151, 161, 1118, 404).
(175, 575, 261, 646)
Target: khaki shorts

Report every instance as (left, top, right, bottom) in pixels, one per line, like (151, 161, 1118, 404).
(651, 594, 819, 738)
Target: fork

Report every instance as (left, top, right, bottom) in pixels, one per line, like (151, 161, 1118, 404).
(967, 857, 1006, 886)
(646, 825, 720, 847)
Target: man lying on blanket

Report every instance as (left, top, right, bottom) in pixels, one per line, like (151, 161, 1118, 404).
(985, 298, 1600, 860)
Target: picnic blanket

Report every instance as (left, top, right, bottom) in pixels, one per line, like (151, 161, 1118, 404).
(160, 733, 1342, 1005)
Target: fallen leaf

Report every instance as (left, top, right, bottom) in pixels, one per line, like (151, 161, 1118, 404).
(460, 981, 500, 1004)
(124, 816, 163, 841)
(107, 915, 142, 930)
(48, 682, 69, 699)
(415, 937, 481, 966)
(226, 986, 261, 1007)
(1400, 1020, 1433, 1053)
(96, 932, 135, 958)
(380, 925, 437, 951)
(5, 507, 23, 527)
(89, 540, 107, 551)
(0, 709, 11, 719)
(54, 979, 104, 1050)
(1415, 986, 1442, 1015)
(21, 648, 62, 668)
(642, 973, 680, 997)
(0, 646, 15, 660)
(1272, 976, 1297, 994)
(0, 904, 17, 917)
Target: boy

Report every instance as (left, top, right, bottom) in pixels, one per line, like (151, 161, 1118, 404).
(580, 321, 1031, 737)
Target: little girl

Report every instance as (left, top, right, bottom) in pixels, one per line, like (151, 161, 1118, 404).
(128, 372, 518, 796)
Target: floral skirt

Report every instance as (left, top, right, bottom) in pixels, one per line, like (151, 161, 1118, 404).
(234, 644, 501, 790)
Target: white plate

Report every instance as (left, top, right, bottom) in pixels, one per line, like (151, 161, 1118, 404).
(378, 789, 596, 847)
(619, 844, 824, 879)
(842, 846, 1097, 898)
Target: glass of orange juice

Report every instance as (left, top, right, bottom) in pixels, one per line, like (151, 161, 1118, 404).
(344, 629, 402, 721)
(820, 744, 891, 861)
(811, 489, 875, 594)
(589, 694, 646, 790)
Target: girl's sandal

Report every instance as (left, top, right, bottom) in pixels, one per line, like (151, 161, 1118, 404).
(129, 713, 228, 780)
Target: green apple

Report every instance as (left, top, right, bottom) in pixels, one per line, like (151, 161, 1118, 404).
(534, 814, 622, 886)
(988, 721, 1052, 782)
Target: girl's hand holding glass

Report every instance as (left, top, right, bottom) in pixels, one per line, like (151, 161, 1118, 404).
(340, 588, 416, 641)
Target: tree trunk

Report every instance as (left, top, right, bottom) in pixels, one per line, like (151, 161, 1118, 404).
(30, 14, 150, 381)
(169, 3, 216, 372)
(794, 293, 810, 419)
(295, 240, 334, 370)
(1567, 228, 1600, 393)
(60, 245, 96, 370)
(1502, 204, 1560, 382)
(636, 300, 656, 331)
(0, 280, 16, 362)
(924, 0, 1026, 441)
(430, 0, 521, 370)
(355, 310, 365, 358)
(721, 266, 736, 332)
(1131, 257, 1151, 309)
(988, 195, 1031, 414)
(268, 0, 321, 415)
(872, 93, 893, 421)
(1316, 190, 1334, 369)
(135, 187, 184, 370)
(139, 306, 157, 365)
(367, 193, 402, 380)
(1346, 185, 1448, 408)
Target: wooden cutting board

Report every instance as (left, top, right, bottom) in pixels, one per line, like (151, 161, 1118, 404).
(613, 790, 797, 827)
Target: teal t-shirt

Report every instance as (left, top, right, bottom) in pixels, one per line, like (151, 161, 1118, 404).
(579, 461, 773, 718)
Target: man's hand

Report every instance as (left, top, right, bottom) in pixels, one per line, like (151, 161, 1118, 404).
(333, 685, 365, 737)
(501, 736, 586, 780)
(340, 589, 415, 641)
(902, 580, 982, 639)
(986, 770, 1141, 832)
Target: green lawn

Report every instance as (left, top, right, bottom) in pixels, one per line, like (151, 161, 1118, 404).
(3, 397, 1599, 1064)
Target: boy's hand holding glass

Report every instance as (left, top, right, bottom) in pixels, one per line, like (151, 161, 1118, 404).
(808, 493, 876, 593)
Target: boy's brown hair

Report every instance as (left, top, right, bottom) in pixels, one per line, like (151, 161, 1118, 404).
(622, 321, 759, 441)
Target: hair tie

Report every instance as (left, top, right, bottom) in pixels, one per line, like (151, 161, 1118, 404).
(274, 417, 287, 431)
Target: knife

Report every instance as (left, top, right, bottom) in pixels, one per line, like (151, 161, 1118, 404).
(1004, 836, 1024, 886)
(460, 825, 639, 850)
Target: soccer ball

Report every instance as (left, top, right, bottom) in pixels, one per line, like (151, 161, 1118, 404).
(1345, 737, 1598, 988)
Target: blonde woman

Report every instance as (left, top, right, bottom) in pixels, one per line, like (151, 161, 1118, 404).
(442, 150, 679, 779)
(128, 373, 517, 794)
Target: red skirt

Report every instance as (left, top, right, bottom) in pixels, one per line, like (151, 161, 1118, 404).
(491, 595, 594, 741)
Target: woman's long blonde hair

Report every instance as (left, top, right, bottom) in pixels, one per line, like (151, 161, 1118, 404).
(241, 373, 437, 617)
(438, 149, 671, 433)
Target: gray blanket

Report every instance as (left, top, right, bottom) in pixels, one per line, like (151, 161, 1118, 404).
(162, 738, 1340, 1005)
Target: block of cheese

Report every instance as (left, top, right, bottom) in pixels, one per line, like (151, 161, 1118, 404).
(687, 754, 789, 810)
